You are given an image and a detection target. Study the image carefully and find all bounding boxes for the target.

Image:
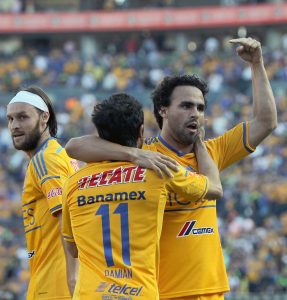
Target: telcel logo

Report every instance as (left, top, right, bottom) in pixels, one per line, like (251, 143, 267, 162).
(108, 283, 143, 296)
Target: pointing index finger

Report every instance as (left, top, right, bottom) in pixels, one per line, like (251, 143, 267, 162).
(229, 38, 246, 44)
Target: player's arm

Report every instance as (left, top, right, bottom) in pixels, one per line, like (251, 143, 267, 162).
(65, 241, 78, 258)
(229, 38, 277, 148)
(57, 210, 78, 295)
(166, 134, 222, 201)
(38, 154, 78, 295)
(194, 133, 223, 200)
(65, 134, 178, 178)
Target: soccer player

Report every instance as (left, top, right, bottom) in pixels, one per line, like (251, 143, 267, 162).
(61, 93, 223, 300)
(6, 87, 78, 300)
(65, 38, 277, 299)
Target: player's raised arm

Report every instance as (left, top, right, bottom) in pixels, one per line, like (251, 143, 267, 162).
(65, 134, 179, 178)
(229, 38, 277, 148)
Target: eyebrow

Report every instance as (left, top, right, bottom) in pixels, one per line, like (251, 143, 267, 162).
(7, 111, 28, 118)
(180, 101, 205, 107)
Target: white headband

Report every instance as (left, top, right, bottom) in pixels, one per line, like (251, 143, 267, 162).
(8, 91, 49, 112)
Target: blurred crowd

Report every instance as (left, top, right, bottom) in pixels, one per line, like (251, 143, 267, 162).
(0, 34, 287, 299)
(1, 33, 287, 98)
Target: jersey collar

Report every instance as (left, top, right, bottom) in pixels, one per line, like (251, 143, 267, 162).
(34, 137, 54, 155)
(158, 134, 185, 157)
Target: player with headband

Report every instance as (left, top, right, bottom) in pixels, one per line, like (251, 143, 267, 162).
(7, 87, 78, 300)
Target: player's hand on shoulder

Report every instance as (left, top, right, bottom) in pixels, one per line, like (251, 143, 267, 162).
(229, 37, 262, 65)
(132, 149, 179, 178)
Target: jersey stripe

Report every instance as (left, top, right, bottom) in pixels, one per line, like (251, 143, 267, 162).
(158, 135, 184, 156)
(31, 157, 41, 179)
(165, 205, 216, 212)
(40, 151, 48, 175)
(22, 199, 37, 207)
(25, 225, 41, 234)
(36, 153, 45, 177)
(56, 146, 63, 153)
(41, 176, 61, 185)
(243, 122, 254, 153)
(50, 204, 62, 214)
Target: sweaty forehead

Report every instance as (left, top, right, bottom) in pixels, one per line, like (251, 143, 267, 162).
(7, 102, 38, 116)
(170, 85, 204, 104)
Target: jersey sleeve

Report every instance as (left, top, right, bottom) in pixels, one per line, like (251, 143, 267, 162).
(206, 122, 256, 171)
(31, 151, 70, 215)
(62, 181, 75, 243)
(166, 166, 209, 202)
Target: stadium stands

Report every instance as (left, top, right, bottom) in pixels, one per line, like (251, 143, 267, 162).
(0, 1, 286, 299)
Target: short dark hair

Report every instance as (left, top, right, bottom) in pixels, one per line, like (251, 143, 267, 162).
(151, 74, 209, 129)
(92, 93, 144, 147)
(23, 86, 58, 137)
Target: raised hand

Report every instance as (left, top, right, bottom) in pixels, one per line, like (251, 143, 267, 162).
(132, 149, 179, 178)
(229, 37, 262, 65)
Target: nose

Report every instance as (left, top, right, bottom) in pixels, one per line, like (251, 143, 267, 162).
(9, 119, 20, 131)
(190, 106, 200, 118)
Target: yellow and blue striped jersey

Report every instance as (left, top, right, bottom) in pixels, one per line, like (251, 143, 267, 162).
(22, 138, 78, 300)
(62, 161, 208, 300)
(144, 122, 255, 298)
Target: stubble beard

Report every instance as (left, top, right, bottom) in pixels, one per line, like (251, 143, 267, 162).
(170, 123, 197, 146)
(13, 120, 42, 151)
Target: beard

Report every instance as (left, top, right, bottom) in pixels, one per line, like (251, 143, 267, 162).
(169, 122, 198, 145)
(13, 120, 42, 151)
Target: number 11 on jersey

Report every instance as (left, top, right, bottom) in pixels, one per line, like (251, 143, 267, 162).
(96, 203, 131, 267)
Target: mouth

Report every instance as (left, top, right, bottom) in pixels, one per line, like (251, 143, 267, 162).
(186, 122, 198, 133)
(12, 133, 25, 139)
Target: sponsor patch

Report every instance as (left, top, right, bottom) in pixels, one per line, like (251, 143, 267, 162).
(177, 220, 214, 237)
(78, 166, 146, 190)
(47, 187, 62, 200)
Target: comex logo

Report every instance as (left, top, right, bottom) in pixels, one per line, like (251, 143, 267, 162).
(177, 220, 214, 237)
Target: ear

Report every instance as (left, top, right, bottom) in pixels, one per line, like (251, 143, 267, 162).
(137, 124, 144, 148)
(41, 112, 50, 125)
(159, 106, 168, 119)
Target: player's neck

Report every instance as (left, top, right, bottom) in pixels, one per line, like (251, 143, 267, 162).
(26, 131, 51, 159)
(160, 129, 195, 155)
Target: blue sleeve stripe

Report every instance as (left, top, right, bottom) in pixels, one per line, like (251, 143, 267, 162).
(243, 122, 254, 153)
(36, 154, 45, 177)
(31, 157, 41, 179)
(50, 204, 62, 213)
(56, 146, 63, 153)
(165, 205, 216, 212)
(41, 176, 61, 185)
(40, 151, 48, 175)
(25, 225, 41, 234)
(22, 200, 37, 207)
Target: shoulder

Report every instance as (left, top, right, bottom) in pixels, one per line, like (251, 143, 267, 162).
(42, 139, 71, 164)
(205, 123, 245, 146)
